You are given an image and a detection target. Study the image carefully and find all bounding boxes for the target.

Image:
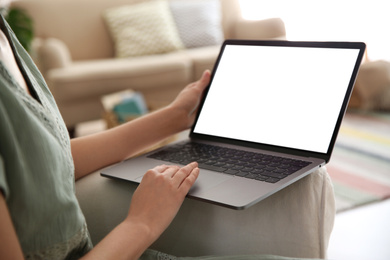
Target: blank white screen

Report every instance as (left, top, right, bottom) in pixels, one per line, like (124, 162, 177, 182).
(193, 45, 360, 153)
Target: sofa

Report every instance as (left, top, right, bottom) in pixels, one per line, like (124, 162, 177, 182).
(349, 59, 390, 111)
(12, 0, 286, 128)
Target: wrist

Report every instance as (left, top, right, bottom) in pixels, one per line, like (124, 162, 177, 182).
(115, 219, 156, 259)
(164, 104, 191, 132)
(85, 218, 155, 260)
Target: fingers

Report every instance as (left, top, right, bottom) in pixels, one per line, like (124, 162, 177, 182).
(179, 165, 199, 192)
(171, 162, 199, 189)
(151, 162, 199, 190)
(153, 164, 179, 177)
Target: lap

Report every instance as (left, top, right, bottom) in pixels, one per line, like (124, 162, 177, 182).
(76, 167, 335, 258)
(140, 249, 322, 260)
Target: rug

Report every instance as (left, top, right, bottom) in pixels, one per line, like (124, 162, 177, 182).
(327, 110, 390, 212)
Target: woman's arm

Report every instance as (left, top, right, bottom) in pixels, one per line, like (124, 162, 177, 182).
(0, 162, 199, 260)
(82, 162, 200, 260)
(0, 193, 24, 259)
(73, 71, 209, 259)
(71, 71, 210, 180)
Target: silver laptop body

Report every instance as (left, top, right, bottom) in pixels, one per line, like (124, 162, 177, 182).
(101, 40, 366, 210)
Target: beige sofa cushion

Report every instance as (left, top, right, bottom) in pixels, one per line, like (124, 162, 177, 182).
(350, 60, 390, 110)
(103, 1, 184, 58)
(169, 0, 224, 48)
(47, 52, 192, 101)
(182, 45, 220, 81)
(30, 38, 72, 76)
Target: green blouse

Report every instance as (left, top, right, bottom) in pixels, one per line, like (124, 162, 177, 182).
(0, 16, 91, 259)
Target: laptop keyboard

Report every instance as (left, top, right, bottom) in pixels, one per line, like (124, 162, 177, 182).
(147, 142, 311, 183)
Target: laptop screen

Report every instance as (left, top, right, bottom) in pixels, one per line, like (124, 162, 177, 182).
(193, 41, 364, 154)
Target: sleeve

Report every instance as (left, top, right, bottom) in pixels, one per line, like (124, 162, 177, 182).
(0, 154, 9, 199)
(0, 99, 10, 199)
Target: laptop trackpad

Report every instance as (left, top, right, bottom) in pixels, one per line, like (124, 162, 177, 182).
(134, 168, 232, 195)
(189, 170, 232, 196)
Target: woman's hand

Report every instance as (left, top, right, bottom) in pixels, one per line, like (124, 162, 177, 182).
(126, 162, 200, 241)
(84, 162, 200, 260)
(169, 70, 211, 129)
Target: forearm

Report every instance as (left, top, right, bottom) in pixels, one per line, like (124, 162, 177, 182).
(72, 106, 187, 180)
(0, 194, 24, 260)
(81, 219, 154, 260)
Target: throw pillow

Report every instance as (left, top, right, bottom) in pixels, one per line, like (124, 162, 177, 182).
(169, 0, 224, 49)
(103, 1, 184, 58)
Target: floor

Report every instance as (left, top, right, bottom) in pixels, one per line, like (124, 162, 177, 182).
(327, 198, 390, 260)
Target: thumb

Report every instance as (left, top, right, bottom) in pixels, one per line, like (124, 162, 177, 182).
(197, 70, 211, 89)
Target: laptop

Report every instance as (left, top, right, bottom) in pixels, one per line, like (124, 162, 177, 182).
(101, 40, 366, 210)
